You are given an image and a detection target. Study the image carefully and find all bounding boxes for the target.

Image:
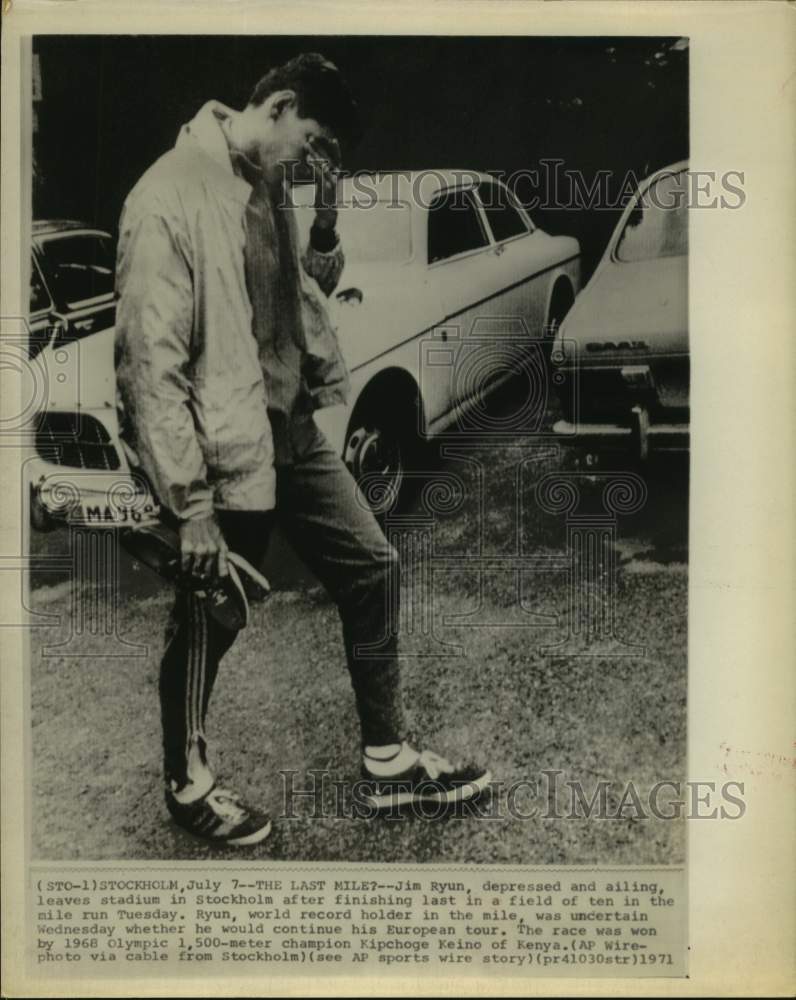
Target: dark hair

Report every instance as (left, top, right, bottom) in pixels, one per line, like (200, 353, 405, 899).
(248, 52, 361, 144)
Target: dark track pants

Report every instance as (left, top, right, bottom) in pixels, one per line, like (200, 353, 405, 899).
(159, 426, 406, 790)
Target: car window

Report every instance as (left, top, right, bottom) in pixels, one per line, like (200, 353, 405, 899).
(477, 181, 528, 242)
(427, 189, 489, 264)
(291, 197, 413, 264)
(39, 233, 115, 308)
(616, 170, 688, 262)
(30, 256, 52, 313)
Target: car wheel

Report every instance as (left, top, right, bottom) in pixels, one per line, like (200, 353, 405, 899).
(29, 483, 59, 533)
(344, 391, 424, 516)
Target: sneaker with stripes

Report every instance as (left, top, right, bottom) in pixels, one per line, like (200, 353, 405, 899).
(360, 744, 492, 810)
(165, 784, 272, 846)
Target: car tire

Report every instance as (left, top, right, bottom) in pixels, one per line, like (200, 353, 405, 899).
(343, 389, 426, 517)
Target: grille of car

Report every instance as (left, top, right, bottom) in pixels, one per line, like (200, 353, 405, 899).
(35, 411, 121, 471)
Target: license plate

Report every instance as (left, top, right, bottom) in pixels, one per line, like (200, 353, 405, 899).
(75, 501, 160, 526)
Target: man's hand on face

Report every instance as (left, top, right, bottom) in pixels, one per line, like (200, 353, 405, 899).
(180, 514, 229, 581)
(306, 135, 341, 231)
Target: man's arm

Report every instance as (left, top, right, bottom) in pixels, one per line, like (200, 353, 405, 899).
(115, 205, 228, 577)
(302, 229, 345, 298)
(300, 137, 345, 297)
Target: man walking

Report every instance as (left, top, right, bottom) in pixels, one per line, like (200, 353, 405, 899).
(115, 53, 490, 846)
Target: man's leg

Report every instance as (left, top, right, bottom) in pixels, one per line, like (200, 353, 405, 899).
(277, 426, 491, 807)
(276, 434, 405, 749)
(160, 589, 239, 793)
(159, 509, 275, 843)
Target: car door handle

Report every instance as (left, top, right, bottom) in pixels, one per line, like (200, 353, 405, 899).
(74, 318, 95, 332)
(494, 244, 506, 256)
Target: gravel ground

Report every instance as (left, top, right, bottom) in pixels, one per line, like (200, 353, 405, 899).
(28, 389, 688, 864)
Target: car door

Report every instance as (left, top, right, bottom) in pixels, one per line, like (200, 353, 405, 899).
(473, 179, 550, 338)
(424, 185, 505, 421)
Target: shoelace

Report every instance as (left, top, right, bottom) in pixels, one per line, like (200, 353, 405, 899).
(416, 750, 455, 781)
(207, 788, 247, 823)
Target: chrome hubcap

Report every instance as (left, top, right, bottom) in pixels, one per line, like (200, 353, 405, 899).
(345, 424, 404, 512)
(345, 426, 402, 478)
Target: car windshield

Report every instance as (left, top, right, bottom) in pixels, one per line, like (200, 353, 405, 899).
(39, 232, 115, 308)
(30, 257, 52, 313)
(616, 170, 688, 262)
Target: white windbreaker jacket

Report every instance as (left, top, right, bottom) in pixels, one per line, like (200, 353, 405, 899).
(115, 101, 347, 520)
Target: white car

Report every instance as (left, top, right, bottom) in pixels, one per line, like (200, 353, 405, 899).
(552, 161, 688, 461)
(29, 170, 581, 527)
(297, 170, 580, 503)
(25, 222, 161, 530)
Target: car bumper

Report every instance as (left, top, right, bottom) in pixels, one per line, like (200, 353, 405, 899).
(28, 459, 160, 528)
(552, 406, 689, 461)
